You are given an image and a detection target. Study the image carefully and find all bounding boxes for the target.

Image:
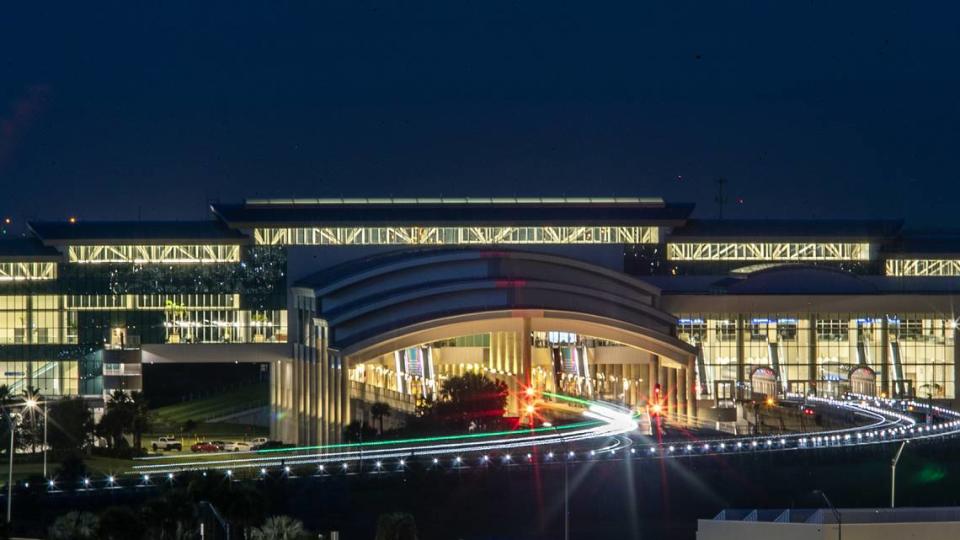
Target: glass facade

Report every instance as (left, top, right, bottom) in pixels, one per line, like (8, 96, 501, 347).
(678, 313, 956, 400)
(0, 245, 286, 397)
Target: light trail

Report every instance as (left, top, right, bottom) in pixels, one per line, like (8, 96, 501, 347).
(124, 393, 960, 479)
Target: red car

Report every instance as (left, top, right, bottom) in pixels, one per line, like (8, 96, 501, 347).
(191, 441, 220, 453)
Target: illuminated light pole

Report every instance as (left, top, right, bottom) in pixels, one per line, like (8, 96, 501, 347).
(24, 398, 46, 479)
(548, 424, 570, 540)
(6, 412, 22, 524)
(890, 440, 908, 508)
(814, 490, 841, 540)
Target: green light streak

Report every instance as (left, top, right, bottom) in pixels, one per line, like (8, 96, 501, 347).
(257, 419, 601, 455)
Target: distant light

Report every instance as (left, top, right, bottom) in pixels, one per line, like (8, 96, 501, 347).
(48, 480, 55, 488)
(318, 464, 325, 471)
(68, 216, 77, 224)
(83, 478, 90, 486)
(226, 470, 233, 477)
(398, 460, 404, 467)
(167, 473, 174, 480)
(432, 458, 439, 464)
(375, 461, 382, 468)
(24, 399, 38, 409)
(525, 404, 536, 414)
(284, 466, 291, 473)
(260, 468, 267, 475)
(525, 387, 536, 397)
(542, 421, 553, 428)
(142, 474, 150, 482)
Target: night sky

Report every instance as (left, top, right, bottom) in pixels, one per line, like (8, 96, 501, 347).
(1, 2, 958, 228)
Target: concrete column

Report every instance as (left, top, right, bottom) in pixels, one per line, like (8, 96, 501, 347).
(668, 368, 678, 416)
(522, 318, 532, 388)
(686, 364, 697, 421)
(648, 355, 660, 405)
(658, 365, 668, 414)
(808, 315, 817, 395)
(677, 367, 687, 420)
(736, 315, 746, 392)
(341, 355, 351, 440)
(881, 318, 890, 397)
(269, 361, 278, 440)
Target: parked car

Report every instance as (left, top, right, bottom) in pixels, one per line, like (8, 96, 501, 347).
(249, 437, 270, 450)
(252, 440, 288, 451)
(190, 441, 220, 453)
(225, 441, 253, 452)
(209, 440, 229, 451)
(151, 436, 182, 452)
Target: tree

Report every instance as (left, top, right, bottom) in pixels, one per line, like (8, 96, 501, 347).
(130, 391, 152, 451)
(429, 372, 509, 431)
(140, 490, 196, 540)
(48, 511, 99, 540)
(96, 408, 127, 449)
(343, 420, 377, 443)
(375, 512, 418, 540)
(20, 387, 44, 453)
(98, 506, 143, 540)
(48, 397, 94, 452)
(181, 419, 198, 439)
(250, 515, 309, 540)
(55, 452, 89, 491)
(370, 402, 391, 435)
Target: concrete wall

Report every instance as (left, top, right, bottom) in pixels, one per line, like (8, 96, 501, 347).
(697, 519, 960, 540)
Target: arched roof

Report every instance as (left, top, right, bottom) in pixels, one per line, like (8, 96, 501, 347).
(295, 249, 694, 364)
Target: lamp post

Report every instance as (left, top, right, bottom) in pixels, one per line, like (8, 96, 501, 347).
(24, 398, 45, 479)
(548, 423, 570, 540)
(6, 411, 22, 524)
(891, 440, 908, 508)
(814, 490, 841, 540)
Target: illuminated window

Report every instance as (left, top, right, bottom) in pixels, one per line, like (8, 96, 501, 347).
(254, 226, 658, 246)
(886, 259, 960, 276)
(667, 242, 872, 261)
(0, 262, 57, 281)
(68, 245, 240, 264)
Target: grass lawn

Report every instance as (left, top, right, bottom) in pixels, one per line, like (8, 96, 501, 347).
(151, 383, 269, 430)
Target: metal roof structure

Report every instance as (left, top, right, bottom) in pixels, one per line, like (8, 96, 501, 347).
(669, 219, 904, 241)
(27, 220, 249, 245)
(0, 238, 63, 261)
(210, 199, 696, 228)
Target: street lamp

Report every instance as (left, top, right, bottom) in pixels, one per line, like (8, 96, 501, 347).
(23, 398, 46, 479)
(6, 411, 22, 524)
(814, 490, 841, 540)
(891, 440, 909, 508)
(548, 424, 571, 540)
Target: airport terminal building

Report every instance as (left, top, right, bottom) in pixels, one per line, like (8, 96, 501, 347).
(2, 197, 959, 444)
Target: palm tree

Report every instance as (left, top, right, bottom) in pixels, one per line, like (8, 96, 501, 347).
(129, 391, 151, 452)
(22, 386, 43, 453)
(370, 402, 391, 435)
(0, 384, 13, 450)
(48, 511, 99, 540)
(250, 515, 307, 540)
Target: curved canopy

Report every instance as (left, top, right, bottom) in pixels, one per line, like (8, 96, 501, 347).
(295, 248, 696, 366)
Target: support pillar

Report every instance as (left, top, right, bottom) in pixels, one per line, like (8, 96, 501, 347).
(881, 318, 890, 398)
(808, 314, 817, 396)
(685, 363, 696, 423)
(668, 368, 678, 416)
(677, 367, 687, 421)
(648, 355, 660, 405)
(736, 315, 746, 396)
(522, 317, 532, 388)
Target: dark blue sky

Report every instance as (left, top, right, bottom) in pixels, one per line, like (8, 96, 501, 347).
(1, 1, 958, 227)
